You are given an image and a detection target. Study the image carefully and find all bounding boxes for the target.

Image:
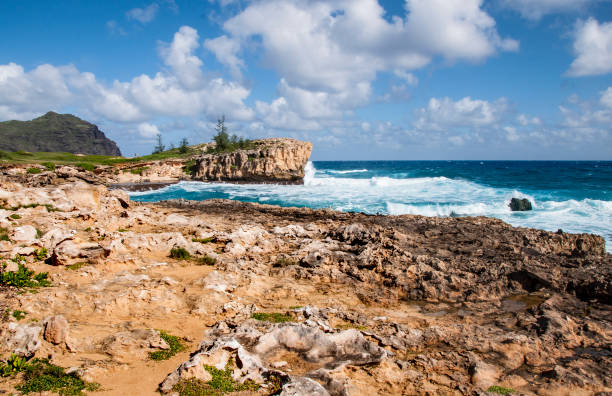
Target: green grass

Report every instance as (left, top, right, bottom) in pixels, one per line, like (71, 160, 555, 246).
(169, 247, 191, 260)
(66, 262, 87, 271)
(42, 162, 56, 171)
(123, 166, 149, 175)
(75, 162, 95, 172)
(9, 214, 20, 219)
(12, 310, 27, 320)
(15, 358, 100, 395)
(196, 255, 217, 266)
(172, 360, 259, 396)
(26, 167, 42, 174)
(149, 331, 185, 361)
(251, 312, 293, 323)
(192, 237, 214, 243)
(117, 228, 129, 233)
(487, 386, 516, 395)
(0, 234, 9, 242)
(0, 261, 50, 289)
(36, 228, 44, 239)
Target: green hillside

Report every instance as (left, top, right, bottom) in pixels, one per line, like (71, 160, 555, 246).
(0, 112, 121, 156)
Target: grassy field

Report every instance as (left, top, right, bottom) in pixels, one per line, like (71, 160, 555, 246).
(0, 147, 201, 168)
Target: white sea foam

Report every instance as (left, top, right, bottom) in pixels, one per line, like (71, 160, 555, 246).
(327, 169, 368, 174)
(129, 162, 612, 251)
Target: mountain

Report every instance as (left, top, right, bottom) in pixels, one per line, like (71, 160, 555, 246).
(0, 112, 121, 156)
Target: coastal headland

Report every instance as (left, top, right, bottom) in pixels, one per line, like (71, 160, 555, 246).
(0, 154, 610, 395)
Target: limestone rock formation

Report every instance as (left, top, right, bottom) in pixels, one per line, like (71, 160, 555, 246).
(509, 197, 533, 211)
(194, 138, 312, 183)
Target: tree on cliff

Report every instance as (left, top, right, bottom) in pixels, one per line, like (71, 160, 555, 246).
(152, 133, 165, 154)
(209, 115, 254, 153)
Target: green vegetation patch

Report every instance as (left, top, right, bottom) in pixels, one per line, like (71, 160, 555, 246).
(170, 247, 191, 260)
(149, 331, 185, 361)
(124, 166, 149, 175)
(9, 214, 20, 219)
(182, 159, 197, 176)
(15, 358, 100, 395)
(34, 247, 48, 261)
(0, 354, 28, 377)
(336, 323, 368, 331)
(0, 259, 50, 289)
(75, 162, 95, 172)
(26, 167, 42, 174)
(172, 360, 259, 396)
(0, 233, 9, 242)
(251, 312, 293, 323)
(12, 310, 27, 320)
(192, 237, 214, 244)
(66, 262, 88, 271)
(197, 255, 217, 266)
(487, 385, 516, 395)
(42, 162, 56, 171)
(206, 116, 257, 155)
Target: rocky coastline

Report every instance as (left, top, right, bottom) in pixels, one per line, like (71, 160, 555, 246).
(0, 170, 610, 396)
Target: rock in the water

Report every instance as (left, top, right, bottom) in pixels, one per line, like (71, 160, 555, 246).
(509, 197, 533, 211)
(44, 315, 69, 345)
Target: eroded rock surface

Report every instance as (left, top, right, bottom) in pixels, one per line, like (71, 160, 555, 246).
(0, 176, 610, 396)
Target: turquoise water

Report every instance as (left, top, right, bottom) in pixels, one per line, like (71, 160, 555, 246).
(130, 161, 612, 252)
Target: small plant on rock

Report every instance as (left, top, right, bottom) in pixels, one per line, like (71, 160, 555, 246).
(16, 358, 100, 395)
(10, 214, 20, 220)
(487, 386, 516, 395)
(0, 261, 50, 289)
(149, 331, 185, 361)
(12, 310, 27, 320)
(197, 255, 217, 266)
(42, 162, 56, 171)
(26, 167, 42, 174)
(170, 247, 191, 260)
(34, 247, 48, 261)
(251, 312, 293, 323)
(0, 354, 28, 377)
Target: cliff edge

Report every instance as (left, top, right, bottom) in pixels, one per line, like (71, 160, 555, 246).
(193, 138, 312, 184)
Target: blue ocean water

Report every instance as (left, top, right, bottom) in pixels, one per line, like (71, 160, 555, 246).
(130, 161, 612, 252)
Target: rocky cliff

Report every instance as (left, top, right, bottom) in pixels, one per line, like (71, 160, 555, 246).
(0, 112, 121, 156)
(194, 138, 312, 184)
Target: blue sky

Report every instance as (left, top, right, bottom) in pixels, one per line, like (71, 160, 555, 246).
(1, 0, 611, 160)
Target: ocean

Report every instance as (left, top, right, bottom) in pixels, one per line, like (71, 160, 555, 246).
(129, 161, 612, 252)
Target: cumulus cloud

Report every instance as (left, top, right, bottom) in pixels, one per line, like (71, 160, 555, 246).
(126, 3, 159, 24)
(137, 123, 161, 138)
(567, 18, 612, 77)
(0, 26, 254, 125)
(414, 96, 509, 131)
(215, 0, 517, 130)
(500, 0, 597, 21)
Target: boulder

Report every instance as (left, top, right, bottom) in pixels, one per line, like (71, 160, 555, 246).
(4, 322, 43, 357)
(11, 225, 38, 243)
(50, 239, 109, 265)
(44, 315, 69, 345)
(509, 197, 533, 211)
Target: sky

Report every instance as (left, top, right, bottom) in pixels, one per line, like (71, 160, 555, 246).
(1, 0, 611, 160)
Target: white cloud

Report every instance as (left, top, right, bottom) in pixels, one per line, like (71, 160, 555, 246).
(0, 26, 254, 125)
(204, 35, 244, 79)
(126, 3, 159, 24)
(504, 126, 520, 141)
(414, 96, 509, 131)
(501, 0, 597, 21)
(567, 18, 612, 77)
(517, 114, 542, 126)
(220, 0, 516, 126)
(601, 87, 612, 108)
(106, 20, 127, 36)
(137, 123, 160, 138)
(158, 26, 204, 89)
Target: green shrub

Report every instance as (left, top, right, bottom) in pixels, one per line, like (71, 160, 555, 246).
(15, 358, 100, 395)
(0, 354, 28, 377)
(251, 312, 293, 323)
(487, 386, 516, 395)
(182, 160, 197, 176)
(149, 331, 185, 361)
(170, 247, 190, 260)
(0, 234, 9, 241)
(35, 247, 48, 261)
(75, 162, 95, 172)
(206, 115, 255, 155)
(12, 310, 27, 320)
(42, 162, 56, 171)
(178, 138, 189, 154)
(172, 360, 259, 396)
(0, 262, 50, 288)
(10, 214, 20, 219)
(197, 255, 217, 266)
(26, 167, 42, 174)
(36, 228, 44, 239)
